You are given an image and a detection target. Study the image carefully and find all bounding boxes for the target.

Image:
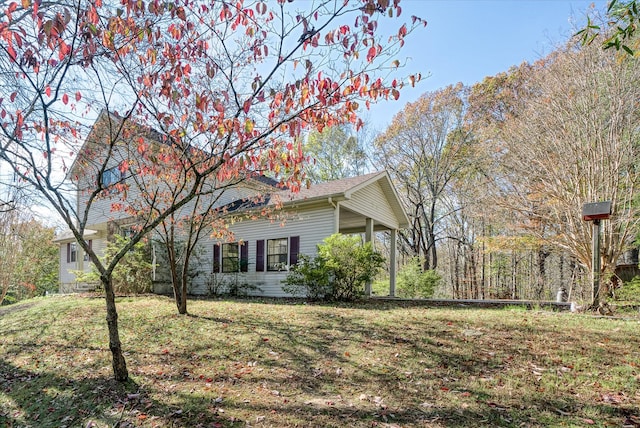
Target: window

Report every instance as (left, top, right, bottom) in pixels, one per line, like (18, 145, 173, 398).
(120, 226, 136, 239)
(101, 165, 122, 187)
(267, 238, 288, 271)
(256, 236, 299, 272)
(213, 242, 248, 273)
(83, 240, 93, 261)
(67, 242, 77, 263)
(222, 243, 239, 273)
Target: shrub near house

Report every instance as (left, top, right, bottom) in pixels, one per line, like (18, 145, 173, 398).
(75, 235, 152, 294)
(283, 233, 385, 301)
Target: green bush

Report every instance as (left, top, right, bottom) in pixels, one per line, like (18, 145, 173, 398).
(397, 257, 440, 299)
(76, 234, 152, 294)
(282, 233, 385, 301)
(615, 276, 640, 303)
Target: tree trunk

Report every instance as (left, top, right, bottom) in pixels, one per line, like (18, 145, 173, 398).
(102, 273, 128, 381)
(0, 284, 9, 306)
(511, 251, 518, 300)
(536, 247, 550, 300)
(167, 244, 184, 313)
(178, 248, 190, 315)
(428, 201, 438, 270)
(452, 243, 460, 298)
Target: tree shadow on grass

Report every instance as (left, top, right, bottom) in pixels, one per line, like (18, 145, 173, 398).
(2, 296, 637, 427)
(187, 313, 234, 324)
(0, 359, 138, 427)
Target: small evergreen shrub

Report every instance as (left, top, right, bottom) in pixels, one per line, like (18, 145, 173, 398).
(615, 276, 640, 303)
(397, 257, 440, 298)
(283, 233, 385, 301)
(76, 234, 153, 294)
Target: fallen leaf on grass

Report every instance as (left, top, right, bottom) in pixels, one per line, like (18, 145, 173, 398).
(623, 415, 640, 427)
(462, 329, 483, 337)
(601, 393, 624, 404)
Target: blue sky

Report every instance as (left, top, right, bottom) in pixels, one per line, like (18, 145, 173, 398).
(367, 0, 607, 129)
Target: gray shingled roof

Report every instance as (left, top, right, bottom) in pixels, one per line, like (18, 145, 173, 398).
(272, 171, 385, 204)
(218, 170, 412, 231)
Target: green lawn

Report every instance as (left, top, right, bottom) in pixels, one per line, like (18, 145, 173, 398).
(1, 295, 639, 427)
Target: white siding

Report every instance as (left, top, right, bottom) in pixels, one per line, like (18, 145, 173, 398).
(59, 243, 77, 289)
(198, 205, 336, 297)
(78, 163, 267, 228)
(58, 235, 107, 292)
(342, 181, 400, 229)
(75, 143, 134, 226)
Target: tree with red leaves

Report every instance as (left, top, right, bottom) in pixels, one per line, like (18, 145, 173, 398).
(0, 0, 424, 381)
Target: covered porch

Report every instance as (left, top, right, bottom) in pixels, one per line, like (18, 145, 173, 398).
(336, 205, 401, 297)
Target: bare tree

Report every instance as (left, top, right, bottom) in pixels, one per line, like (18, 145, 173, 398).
(490, 39, 640, 306)
(374, 83, 474, 271)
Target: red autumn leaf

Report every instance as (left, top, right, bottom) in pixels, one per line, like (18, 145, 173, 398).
(45, 86, 51, 97)
(75, 91, 82, 101)
(7, 2, 18, 14)
(7, 45, 17, 62)
(58, 41, 70, 61)
(366, 46, 377, 62)
(62, 93, 69, 105)
(243, 98, 251, 113)
(176, 6, 186, 20)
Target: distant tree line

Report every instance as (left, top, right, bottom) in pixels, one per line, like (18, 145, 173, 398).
(308, 28, 640, 306)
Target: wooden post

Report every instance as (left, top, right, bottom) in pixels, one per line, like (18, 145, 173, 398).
(364, 217, 374, 296)
(389, 229, 397, 297)
(592, 219, 601, 306)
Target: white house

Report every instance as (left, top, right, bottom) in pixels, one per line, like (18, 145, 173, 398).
(55, 113, 409, 297)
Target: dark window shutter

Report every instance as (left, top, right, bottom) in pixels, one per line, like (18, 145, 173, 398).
(213, 244, 221, 273)
(66, 243, 71, 263)
(289, 236, 300, 265)
(256, 239, 265, 272)
(240, 242, 248, 272)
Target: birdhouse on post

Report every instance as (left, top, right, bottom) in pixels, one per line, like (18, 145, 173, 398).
(582, 201, 611, 307)
(582, 201, 612, 222)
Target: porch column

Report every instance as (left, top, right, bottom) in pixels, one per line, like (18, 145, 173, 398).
(364, 217, 374, 296)
(389, 228, 397, 297)
(333, 202, 340, 234)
